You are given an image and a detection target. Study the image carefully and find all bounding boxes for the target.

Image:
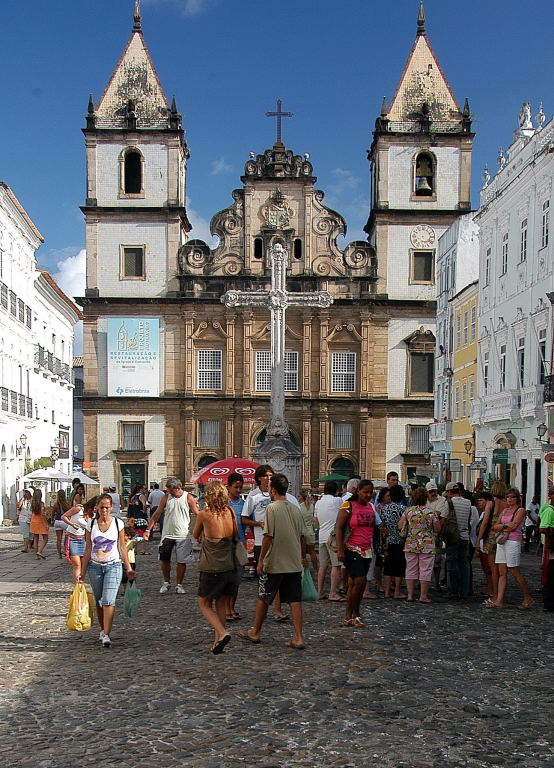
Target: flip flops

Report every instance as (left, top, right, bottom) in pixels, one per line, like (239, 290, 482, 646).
(239, 629, 261, 644)
(212, 634, 231, 655)
(284, 641, 305, 650)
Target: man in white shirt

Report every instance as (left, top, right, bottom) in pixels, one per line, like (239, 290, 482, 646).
(342, 477, 360, 503)
(315, 481, 343, 600)
(108, 484, 121, 518)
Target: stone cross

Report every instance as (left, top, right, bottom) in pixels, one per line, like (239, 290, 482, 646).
(265, 99, 293, 144)
(221, 244, 333, 439)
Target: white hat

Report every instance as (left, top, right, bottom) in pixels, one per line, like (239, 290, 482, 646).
(425, 481, 438, 491)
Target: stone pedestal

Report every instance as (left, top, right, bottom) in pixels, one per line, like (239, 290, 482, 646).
(251, 435, 303, 496)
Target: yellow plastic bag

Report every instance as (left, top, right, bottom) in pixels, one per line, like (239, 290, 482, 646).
(85, 585, 95, 626)
(66, 583, 92, 632)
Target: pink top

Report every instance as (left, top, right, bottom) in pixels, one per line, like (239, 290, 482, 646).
(500, 507, 524, 542)
(347, 500, 376, 551)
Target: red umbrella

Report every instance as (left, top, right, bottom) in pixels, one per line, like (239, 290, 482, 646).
(189, 457, 260, 485)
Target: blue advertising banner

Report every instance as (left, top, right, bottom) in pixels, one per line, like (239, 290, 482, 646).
(107, 318, 160, 397)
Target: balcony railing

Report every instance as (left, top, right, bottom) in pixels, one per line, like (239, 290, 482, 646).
(544, 375, 554, 405)
(469, 399, 483, 426)
(0, 388, 33, 418)
(520, 385, 544, 418)
(483, 391, 521, 422)
(429, 421, 450, 443)
(34, 345, 71, 382)
(407, 425, 430, 454)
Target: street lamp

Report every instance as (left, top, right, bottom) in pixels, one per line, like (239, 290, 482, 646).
(20, 433, 27, 448)
(537, 423, 548, 441)
(50, 446, 59, 465)
(464, 440, 473, 456)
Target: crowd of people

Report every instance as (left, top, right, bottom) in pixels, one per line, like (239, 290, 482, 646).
(12, 469, 554, 653)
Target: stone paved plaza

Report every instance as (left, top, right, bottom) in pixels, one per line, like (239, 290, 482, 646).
(0, 526, 553, 768)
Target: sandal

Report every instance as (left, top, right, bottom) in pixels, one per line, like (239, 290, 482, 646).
(342, 618, 354, 627)
(517, 599, 535, 610)
(352, 616, 366, 627)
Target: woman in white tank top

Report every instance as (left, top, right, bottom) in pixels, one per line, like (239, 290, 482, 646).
(79, 494, 135, 648)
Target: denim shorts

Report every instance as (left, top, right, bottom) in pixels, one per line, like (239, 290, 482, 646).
(88, 561, 123, 607)
(20, 520, 31, 540)
(68, 537, 86, 557)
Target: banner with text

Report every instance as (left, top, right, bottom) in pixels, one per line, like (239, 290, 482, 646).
(108, 318, 160, 397)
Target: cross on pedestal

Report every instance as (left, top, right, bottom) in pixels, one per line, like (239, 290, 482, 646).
(266, 99, 293, 144)
(221, 244, 333, 438)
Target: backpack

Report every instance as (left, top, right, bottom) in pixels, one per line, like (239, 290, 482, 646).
(441, 499, 461, 546)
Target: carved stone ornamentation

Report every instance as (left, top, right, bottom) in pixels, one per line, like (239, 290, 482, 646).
(261, 188, 294, 229)
(177, 239, 212, 274)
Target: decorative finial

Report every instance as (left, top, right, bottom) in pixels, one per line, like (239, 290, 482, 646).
(169, 95, 182, 130)
(462, 98, 470, 118)
(86, 95, 97, 129)
(170, 95, 178, 113)
(380, 96, 388, 117)
(87, 95, 95, 114)
(417, 1, 425, 35)
(536, 102, 545, 131)
(482, 164, 490, 189)
(133, 0, 142, 32)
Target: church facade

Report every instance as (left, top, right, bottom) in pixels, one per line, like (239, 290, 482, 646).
(80, 4, 473, 496)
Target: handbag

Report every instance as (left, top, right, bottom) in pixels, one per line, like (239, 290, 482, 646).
(494, 508, 519, 546)
(234, 540, 248, 567)
(327, 502, 352, 553)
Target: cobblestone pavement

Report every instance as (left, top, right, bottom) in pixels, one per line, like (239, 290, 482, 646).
(1, 526, 553, 768)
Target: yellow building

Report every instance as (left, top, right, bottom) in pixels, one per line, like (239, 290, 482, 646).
(451, 282, 478, 487)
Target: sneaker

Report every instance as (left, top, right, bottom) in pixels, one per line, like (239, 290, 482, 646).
(175, 584, 185, 594)
(159, 582, 170, 594)
(102, 635, 111, 648)
(99, 630, 105, 641)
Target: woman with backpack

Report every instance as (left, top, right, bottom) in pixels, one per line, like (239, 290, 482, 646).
(335, 479, 381, 627)
(489, 488, 534, 610)
(78, 494, 135, 647)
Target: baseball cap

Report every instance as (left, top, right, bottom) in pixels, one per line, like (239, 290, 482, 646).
(109, 484, 117, 491)
(425, 481, 438, 491)
(445, 481, 460, 492)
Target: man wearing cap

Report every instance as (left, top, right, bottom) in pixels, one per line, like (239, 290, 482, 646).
(107, 484, 121, 518)
(426, 481, 447, 590)
(440, 482, 478, 599)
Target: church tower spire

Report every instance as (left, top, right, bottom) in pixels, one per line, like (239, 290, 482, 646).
(417, 1, 425, 35)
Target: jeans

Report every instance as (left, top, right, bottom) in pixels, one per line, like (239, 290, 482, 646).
(88, 561, 123, 607)
(445, 540, 470, 598)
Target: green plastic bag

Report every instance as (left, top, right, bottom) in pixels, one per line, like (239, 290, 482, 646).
(124, 581, 142, 618)
(301, 567, 318, 601)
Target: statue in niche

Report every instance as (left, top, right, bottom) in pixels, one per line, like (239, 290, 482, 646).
(518, 102, 532, 130)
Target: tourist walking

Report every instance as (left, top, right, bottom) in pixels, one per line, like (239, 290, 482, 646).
(29, 488, 49, 559)
(70, 483, 86, 506)
(62, 497, 97, 581)
(380, 485, 407, 599)
(52, 489, 71, 558)
(399, 486, 440, 603)
(144, 477, 199, 593)
(524, 495, 539, 551)
(226, 472, 246, 621)
(474, 491, 495, 599)
(489, 488, 534, 610)
(539, 487, 554, 611)
(107, 484, 121, 518)
(128, 484, 149, 554)
(193, 481, 240, 654)
(314, 480, 343, 600)
(478, 481, 506, 606)
(16, 489, 33, 553)
(336, 479, 381, 627)
(239, 474, 307, 649)
(147, 483, 165, 540)
(298, 490, 318, 573)
(78, 494, 134, 647)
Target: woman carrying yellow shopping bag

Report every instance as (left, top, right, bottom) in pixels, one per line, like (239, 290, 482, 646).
(77, 494, 135, 647)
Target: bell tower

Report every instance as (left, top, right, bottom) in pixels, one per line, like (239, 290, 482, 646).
(365, 1, 473, 300)
(82, 0, 190, 299)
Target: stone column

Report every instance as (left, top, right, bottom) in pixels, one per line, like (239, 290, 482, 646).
(319, 313, 330, 395)
(302, 418, 311, 486)
(360, 312, 371, 397)
(318, 407, 329, 478)
(183, 404, 195, 482)
(242, 313, 253, 396)
(302, 314, 312, 396)
(183, 311, 195, 395)
(225, 312, 235, 395)
(225, 415, 234, 458)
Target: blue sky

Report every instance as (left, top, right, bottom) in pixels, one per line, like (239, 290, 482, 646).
(1, 0, 553, 298)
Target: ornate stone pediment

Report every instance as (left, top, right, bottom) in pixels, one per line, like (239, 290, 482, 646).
(251, 323, 302, 342)
(191, 320, 230, 341)
(327, 322, 363, 343)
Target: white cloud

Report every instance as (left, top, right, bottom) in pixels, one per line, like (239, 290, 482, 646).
(210, 157, 233, 176)
(186, 199, 219, 248)
(144, 0, 219, 17)
(52, 247, 86, 356)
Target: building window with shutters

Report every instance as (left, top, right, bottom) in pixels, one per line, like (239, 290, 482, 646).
(501, 233, 508, 275)
(198, 420, 220, 448)
(120, 245, 145, 279)
(470, 306, 476, 341)
(484, 247, 491, 286)
(407, 425, 430, 454)
(499, 344, 507, 390)
(121, 422, 144, 450)
(410, 251, 435, 283)
(483, 351, 489, 393)
(542, 200, 550, 248)
(538, 328, 547, 385)
(462, 382, 467, 417)
(332, 422, 353, 450)
(517, 337, 525, 386)
(255, 350, 298, 392)
(463, 311, 469, 345)
(456, 314, 462, 348)
(197, 349, 222, 390)
(405, 330, 435, 395)
(455, 386, 460, 419)
(520, 218, 527, 262)
(331, 351, 356, 393)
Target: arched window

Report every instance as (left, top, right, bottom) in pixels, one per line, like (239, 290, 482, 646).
(414, 151, 435, 197)
(123, 149, 142, 194)
(254, 238, 263, 260)
(330, 457, 355, 479)
(293, 238, 302, 260)
(405, 328, 435, 394)
(197, 454, 219, 470)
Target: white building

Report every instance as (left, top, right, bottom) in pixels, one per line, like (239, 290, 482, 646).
(430, 213, 479, 476)
(471, 103, 553, 502)
(0, 182, 82, 521)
